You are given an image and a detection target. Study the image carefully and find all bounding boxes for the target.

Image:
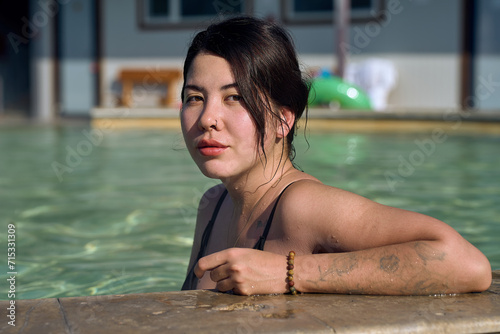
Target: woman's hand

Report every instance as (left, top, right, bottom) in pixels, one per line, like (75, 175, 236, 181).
(194, 248, 288, 295)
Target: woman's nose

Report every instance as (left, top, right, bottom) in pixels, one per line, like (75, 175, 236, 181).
(198, 99, 220, 131)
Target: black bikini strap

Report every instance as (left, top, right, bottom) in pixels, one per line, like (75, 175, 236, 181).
(254, 182, 296, 250)
(196, 188, 228, 260)
(182, 188, 228, 290)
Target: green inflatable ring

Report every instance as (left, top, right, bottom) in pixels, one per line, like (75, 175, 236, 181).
(308, 77, 372, 110)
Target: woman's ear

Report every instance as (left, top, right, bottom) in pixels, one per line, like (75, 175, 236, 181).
(277, 108, 295, 139)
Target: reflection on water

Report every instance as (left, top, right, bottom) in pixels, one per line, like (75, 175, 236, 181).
(0, 125, 498, 299)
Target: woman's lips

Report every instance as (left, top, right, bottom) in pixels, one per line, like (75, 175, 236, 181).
(197, 139, 228, 156)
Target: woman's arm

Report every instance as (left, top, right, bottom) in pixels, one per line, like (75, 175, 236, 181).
(281, 181, 492, 295)
(293, 240, 491, 295)
(194, 181, 491, 295)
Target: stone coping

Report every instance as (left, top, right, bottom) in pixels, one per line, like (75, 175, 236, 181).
(90, 107, 500, 122)
(88, 107, 500, 134)
(2, 271, 499, 333)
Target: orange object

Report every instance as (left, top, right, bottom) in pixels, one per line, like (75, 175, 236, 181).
(118, 69, 182, 107)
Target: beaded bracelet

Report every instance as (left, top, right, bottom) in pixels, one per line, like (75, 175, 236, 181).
(287, 251, 298, 295)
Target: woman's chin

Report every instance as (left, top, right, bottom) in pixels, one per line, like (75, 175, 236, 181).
(199, 167, 229, 180)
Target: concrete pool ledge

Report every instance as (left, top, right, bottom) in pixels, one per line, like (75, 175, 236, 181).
(2, 271, 499, 333)
(90, 107, 500, 134)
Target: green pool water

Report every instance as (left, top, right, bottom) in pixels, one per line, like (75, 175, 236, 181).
(0, 124, 499, 300)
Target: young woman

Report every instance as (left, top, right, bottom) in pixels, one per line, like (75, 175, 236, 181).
(180, 16, 491, 295)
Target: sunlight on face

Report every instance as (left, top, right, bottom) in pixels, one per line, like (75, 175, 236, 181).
(180, 53, 265, 181)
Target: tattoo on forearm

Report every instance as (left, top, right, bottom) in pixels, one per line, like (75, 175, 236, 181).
(380, 254, 400, 273)
(414, 241, 446, 265)
(305, 242, 449, 294)
(309, 253, 359, 287)
(332, 252, 359, 277)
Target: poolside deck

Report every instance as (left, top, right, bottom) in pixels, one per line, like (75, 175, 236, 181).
(89, 107, 500, 134)
(2, 271, 499, 333)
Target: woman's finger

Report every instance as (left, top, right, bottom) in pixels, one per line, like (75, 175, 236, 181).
(194, 251, 227, 278)
(209, 262, 231, 283)
(215, 277, 235, 293)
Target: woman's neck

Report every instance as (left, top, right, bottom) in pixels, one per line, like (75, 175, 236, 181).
(222, 158, 298, 247)
(222, 158, 296, 216)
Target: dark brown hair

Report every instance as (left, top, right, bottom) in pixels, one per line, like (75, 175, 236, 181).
(181, 16, 309, 162)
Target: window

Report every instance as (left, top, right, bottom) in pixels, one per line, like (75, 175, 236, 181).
(139, 0, 250, 28)
(283, 0, 385, 24)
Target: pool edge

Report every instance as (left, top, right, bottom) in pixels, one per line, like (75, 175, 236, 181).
(2, 271, 499, 333)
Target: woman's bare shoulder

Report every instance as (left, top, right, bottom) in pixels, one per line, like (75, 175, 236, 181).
(285, 177, 368, 206)
(279, 177, 377, 231)
(280, 176, 460, 253)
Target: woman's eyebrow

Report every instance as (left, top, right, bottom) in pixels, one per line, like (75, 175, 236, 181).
(184, 84, 203, 92)
(184, 83, 238, 92)
(220, 83, 238, 91)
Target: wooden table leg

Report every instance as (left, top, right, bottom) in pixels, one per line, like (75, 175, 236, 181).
(164, 82, 177, 106)
(121, 80, 133, 107)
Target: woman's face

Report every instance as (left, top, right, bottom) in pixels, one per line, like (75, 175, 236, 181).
(181, 53, 275, 181)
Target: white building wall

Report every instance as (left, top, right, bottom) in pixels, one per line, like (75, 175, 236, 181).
(30, 0, 56, 121)
(100, 0, 463, 111)
(474, 1, 500, 111)
(285, 0, 462, 110)
(59, 0, 96, 115)
(475, 56, 500, 111)
(101, 0, 188, 107)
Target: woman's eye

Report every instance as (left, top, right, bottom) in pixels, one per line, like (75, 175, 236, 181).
(185, 95, 203, 104)
(227, 95, 242, 102)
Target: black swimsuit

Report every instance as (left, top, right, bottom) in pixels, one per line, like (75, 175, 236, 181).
(181, 183, 295, 290)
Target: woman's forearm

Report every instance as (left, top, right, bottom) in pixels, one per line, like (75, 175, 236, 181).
(293, 241, 491, 295)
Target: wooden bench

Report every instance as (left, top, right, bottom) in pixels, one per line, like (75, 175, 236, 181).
(118, 69, 182, 107)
